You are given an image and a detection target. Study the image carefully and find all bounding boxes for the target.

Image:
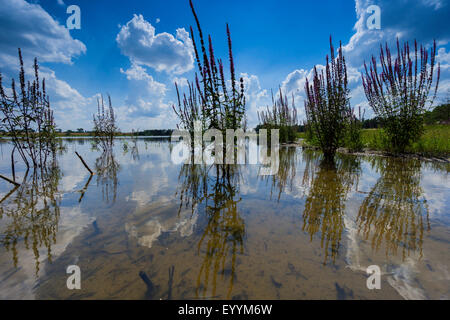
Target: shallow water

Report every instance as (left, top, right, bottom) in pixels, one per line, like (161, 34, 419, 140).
(0, 138, 449, 300)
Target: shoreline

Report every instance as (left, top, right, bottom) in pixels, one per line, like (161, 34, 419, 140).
(282, 140, 450, 164)
(0, 136, 448, 164)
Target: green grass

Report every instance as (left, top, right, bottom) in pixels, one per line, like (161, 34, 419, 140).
(360, 129, 386, 150)
(361, 125, 450, 158)
(295, 132, 306, 140)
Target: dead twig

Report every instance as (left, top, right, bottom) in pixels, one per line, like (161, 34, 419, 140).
(0, 174, 20, 187)
(78, 173, 93, 203)
(0, 185, 19, 204)
(75, 151, 94, 175)
(168, 265, 175, 300)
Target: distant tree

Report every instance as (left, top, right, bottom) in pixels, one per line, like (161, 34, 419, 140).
(424, 103, 450, 125)
(444, 89, 450, 105)
(362, 117, 381, 129)
(77, 128, 84, 133)
(137, 129, 173, 136)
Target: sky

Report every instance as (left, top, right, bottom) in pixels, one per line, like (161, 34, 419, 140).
(0, 0, 450, 131)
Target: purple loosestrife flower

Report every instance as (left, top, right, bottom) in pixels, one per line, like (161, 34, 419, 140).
(174, 0, 246, 134)
(304, 37, 351, 161)
(362, 38, 440, 153)
(227, 24, 236, 95)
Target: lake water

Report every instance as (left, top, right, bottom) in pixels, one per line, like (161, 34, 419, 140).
(0, 138, 449, 299)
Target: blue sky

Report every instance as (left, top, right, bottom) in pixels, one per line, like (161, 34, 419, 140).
(1, 0, 450, 131)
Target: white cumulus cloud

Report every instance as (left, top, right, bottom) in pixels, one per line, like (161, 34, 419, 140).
(116, 14, 194, 75)
(0, 0, 86, 67)
(0, 0, 96, 131)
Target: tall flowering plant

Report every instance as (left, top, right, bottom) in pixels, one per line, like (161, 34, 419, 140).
(362, 39, 440, 153)
(258, 88, 298, 143)
(0, 48, 57, 169)
(93, 94, 119, 151)
(173, 0, 246, 135)
(304, 37, 351, 161)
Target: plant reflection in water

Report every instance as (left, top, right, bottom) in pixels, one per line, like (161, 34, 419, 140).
(259, 147, 298, 202)
(177, 163, 244, 299)
(357, 157, 430, 260)
(95, 147, 120, 205)
(301, 150, 361, 265)
(0, 163, 61, 275)
(0, 139, 445, 299)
